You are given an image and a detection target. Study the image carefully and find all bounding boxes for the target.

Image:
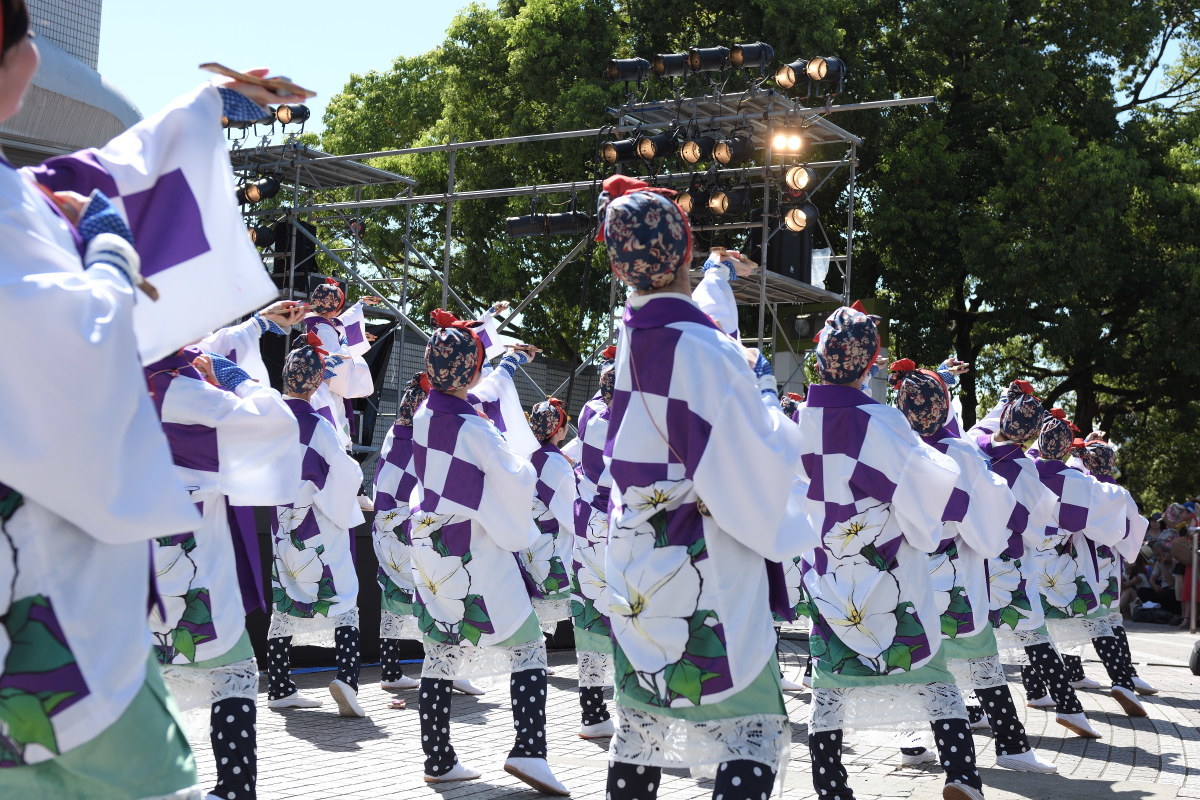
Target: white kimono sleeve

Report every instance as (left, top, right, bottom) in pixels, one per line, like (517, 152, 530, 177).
(200, 316, 272, 386)
(967, 399, 1005, 439)
(310, 420, 367, 531)
(692, 268, 739, 338)
(1013, 463, 1058, 548)
(470, 366, 540, 458)
(337, 301, 371, 358)
(0, 199, 200, 543)
(311, 317, 374, 399)
(545, 454, 579, 535)
(692, 370, 819, 562)
(1083, 478, 1134, 547)
(470, 419, 539, 552)
(889, 434, 962, 554)
(159, 378, 301, 506)
(943, 438, 1014, 559)
(1116, 492, 1149, 562)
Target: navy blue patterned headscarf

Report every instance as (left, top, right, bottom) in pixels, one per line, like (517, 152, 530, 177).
(425, 309, 484, 392)
(597, 345, 617, 407)
(815, 306, 880, 384)
(396, 372, 430, 428)
(529, 397, 569, 442)
(1038, 416, 1072, 460)
(895, 368, 950, 437)
(282, 343, 325, 396)
(1081, 442, 1116, 476)
(999, 392, 1044, 443)
(597, 175, 691, 291)
(309, 279, 345, 314)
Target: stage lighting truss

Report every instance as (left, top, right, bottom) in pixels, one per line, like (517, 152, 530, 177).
(679, 132, 717, 165)
(675, 181, 711, 217)
(605, 57, 651, 84)
(236, 175, 282, 205)
(505, 211, 594, 238)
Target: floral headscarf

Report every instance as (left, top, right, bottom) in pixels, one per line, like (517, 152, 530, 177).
(309, 278, 345, 314)
(815, 306, 880, 385)
(596, 175, 691, 291)
(282, 343, 325, 396)
(779, 391, 804, 419)
(396, 371, 431, 428)
(894, 366, 950, 437)
(425, 308, 485, 392)
(1080, 442, 1116, 476)
(998, 389, 1044, 443)
(598, 344, 617, 407)
(1038, 416, 1073, 460)
(529, 397, 569, 442)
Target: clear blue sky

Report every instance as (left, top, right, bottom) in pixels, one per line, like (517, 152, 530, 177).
(97, 0, 495, 134)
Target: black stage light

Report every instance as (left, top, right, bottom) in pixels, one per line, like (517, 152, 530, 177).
(605, 57, 651, 82)
(249, 225, 276, 249)
(676, 184, 709, 215)
(679, 135, 715, 165)
(652, 52, 689, 78)
(714, 135, 753, 166)
(784, 165, 818, 192)
(730, 42, 775, 70)
(636, 131, 678, 160)
(688, 46, 730, 73)
(783, 202, 819, 232)
(276, 104, 311, 125)
(775, 59, 807, 89)
(708, 188, 749, 216)
(806, 56, 846, 83)
(506, 215, 545, 237)
(236, 176, 280, 205)
(600, 138, 640, 164)
(505, 212, 593, 237)
(770, 127, 805, 153)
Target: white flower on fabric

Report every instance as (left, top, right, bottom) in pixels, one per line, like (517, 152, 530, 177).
(520, 535, 555, 585)
(929, 549, 957, 617)
(584, 509, 609, 546)
(531, 496, 550, 521)
(150, 545, 197, 629)
(0, 532, 15, 669)
(577, 544, 610, 612)
(412, 553, 471, 625)
(409, 512, 448, 541)
(1036, 553, 1078, 610)
(608, 545, 702, 675)
(277, 505, 309, 535)
(825, 504, 890, 560)
(784, 557, 804, 610)
(374, 507, 409, 537)
(276, 539, 324, 603)
(376, 534, 412, 584)
(628, 480, 686, 514)
(811, 561, 900, 659)
(988, 558, 1022, 609)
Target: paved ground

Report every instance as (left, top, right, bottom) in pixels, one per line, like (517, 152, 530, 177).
(188, 622, 1199, 800)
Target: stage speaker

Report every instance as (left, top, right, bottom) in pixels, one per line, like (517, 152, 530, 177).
(744, 211, 812, 284)
(271, 220, 319, 292)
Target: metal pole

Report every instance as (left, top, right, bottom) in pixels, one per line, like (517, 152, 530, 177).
(495, 236, 591, 335)
(756, 140, 771, 349)
(1191, 529, 1197, 635)
(441, 139, 456, 309)
(843, 142, 858, 305)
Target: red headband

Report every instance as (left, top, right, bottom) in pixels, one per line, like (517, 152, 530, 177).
(601, 345, 617, 361)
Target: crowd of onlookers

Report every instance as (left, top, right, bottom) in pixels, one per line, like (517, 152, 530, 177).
(1121, 501, 1199, 627)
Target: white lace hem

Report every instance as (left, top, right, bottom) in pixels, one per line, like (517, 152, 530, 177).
(809, 682, 967, 734)
(421, 638, 547, 679)
(135, 787, 204, 800)
(1107, 611, 1125, 629)
(611, 705, 789, 776)
(577, 650, 615, 688)
(535, 596, 572, 633)
(267, 608, 359, 648)
(946, 655, 1007, 690)
(161, 658, 259, 712)
(380, 609, 423, 641)
(994, 627, 1050, 665)
(1047, 616, 1113, 657)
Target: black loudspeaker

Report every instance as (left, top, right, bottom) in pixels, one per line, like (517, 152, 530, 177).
(744, 210, 812, 284)
(271, 221, 318, 290)
(1190, 638, 1200, 676)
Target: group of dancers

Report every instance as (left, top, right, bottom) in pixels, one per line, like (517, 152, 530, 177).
(0, 3, 1158, 796)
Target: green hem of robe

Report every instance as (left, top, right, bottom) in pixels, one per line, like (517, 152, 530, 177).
(614, 654, 786, 721)
(185, 628, 253, 670)
(942, 626, 998, 661)
(813, 648, 955, 688)
(572, 626, 613, 654)
(0, 653, 196, 800)
(381, 596, 414, 617)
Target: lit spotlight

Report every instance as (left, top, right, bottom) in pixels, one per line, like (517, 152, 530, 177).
(783, 202, 819, 232)
(784, 165, 818, 192)
(770, 127, 805, 153)
(679, 135, 715, 164)
(636, 131, 679, 160)
(708, 188, 749, 216)
(236, 175, 281, 205)
(806, 56, 846, 83)
(713, 135, 753, 167)
(276, 104, 311, 125)
(775, 59, 807, 89)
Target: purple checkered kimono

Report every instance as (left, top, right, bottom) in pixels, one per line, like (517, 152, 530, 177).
(466, 364, 541, 458)
(1030, 458, 1128, 650)
(268, 398, 366, 647)
(1085, 475, 1148, 627)
(305, 304, 373, 449)
(605, 293, 817, 771)
(921, 427, 1016, 689)
(144, 347, 298, 709)
(408, 391, 546, 679)
(524, 442, 577, 631)
(795, 385, 967, 734)
(0, 157, 201, 767)
(372, 421, 423, 642)
(200, 315, 274, 386)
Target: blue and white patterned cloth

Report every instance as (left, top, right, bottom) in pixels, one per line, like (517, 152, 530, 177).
(208, 353, 252, 392)
(78, 191, 134, 246)
(218, 87, 270, 124)
(253, 314, 288, 335)
(497, 349, 531, 378)
(702, 251, 738, 282)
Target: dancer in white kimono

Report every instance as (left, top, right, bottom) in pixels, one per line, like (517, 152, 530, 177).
(522, 399, 577, 636)
(303, 280, 380, 450)
(967, 385, 1101, 738)
(371, 372, 429, 692)
(569, 345, 618, 736)
(794, 308, 986, 800)
(144, 334, 300, 800)
(408, 312, 568, 794)
(891, 364, 1056, 774)
(595, 175, 818, 800)
(0, 6, 305, 794)
(265, 345, 368, 718)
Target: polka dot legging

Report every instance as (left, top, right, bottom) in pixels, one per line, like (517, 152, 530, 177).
(580, 686, 611, 726)
(210, 698, 256, 800)
(814, 720, 981, 799)
(380, 637, 408, 682)
(1019, 642, 1083, 713)
(420, 669, 550, 777)
(266, 627, 361, 701)
(606, 759, 775, 800)
(975, 684, 1032, 756)
(1112, 625, 1141, 677)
